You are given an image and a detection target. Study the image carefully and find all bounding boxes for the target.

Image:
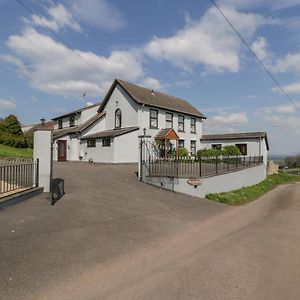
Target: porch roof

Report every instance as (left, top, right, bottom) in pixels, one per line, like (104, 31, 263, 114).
(155, 128, 179, 140)
(81, 126, 139, 140)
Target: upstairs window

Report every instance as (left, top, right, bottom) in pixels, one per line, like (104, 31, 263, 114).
(190, 140, 196, 156)
(191, 118, 196, 133)
(150, 109, 158, 128)
(69, 115, 75, 127)
(58, 119, 63, 129)
(178, 115, 185, 132)
(87, 139, 96, 148)
(166, 112, 173, 128)
(235, 144, 247, 155)
(115, 109, 122, 128)
(212, 144, 222, 150)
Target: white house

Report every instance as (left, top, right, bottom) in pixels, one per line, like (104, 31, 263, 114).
(201, 132, 269, 165)
(52, 79, 269, 164)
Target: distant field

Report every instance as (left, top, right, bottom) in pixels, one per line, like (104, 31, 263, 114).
(0, 144, 33, 159)
(283, 168, 300, 175)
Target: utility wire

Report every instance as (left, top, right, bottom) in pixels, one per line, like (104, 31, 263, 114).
(210, 0, 300, 112)
(15, 0, 104, 86)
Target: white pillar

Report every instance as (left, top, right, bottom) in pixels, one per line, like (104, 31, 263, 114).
(34, 129, 52, 193)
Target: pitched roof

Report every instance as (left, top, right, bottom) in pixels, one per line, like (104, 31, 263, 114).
(155, 128, 179, 140)
(201, 132, 269, 150)
(81, 126, 139, 140)
(53, 112, 105, 139)
(98, 79, 206, 119)
(52, 102, 101, 120)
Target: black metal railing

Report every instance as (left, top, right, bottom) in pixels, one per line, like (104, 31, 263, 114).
(149, 155, 263, 178)
(0, 159, 39, 197)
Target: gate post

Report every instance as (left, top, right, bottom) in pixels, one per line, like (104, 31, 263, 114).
(33, 129, 52, 193)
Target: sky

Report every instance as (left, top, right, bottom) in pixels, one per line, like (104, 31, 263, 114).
(0, 0, 300, 155)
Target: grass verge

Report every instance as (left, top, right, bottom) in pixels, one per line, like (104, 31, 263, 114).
(206, 172, 300, 205)
(0, 144, 33, 159)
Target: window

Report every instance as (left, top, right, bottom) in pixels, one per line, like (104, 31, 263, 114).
(190, 140, 196, 156)
(179, 139, 185, 148)
(115, 109, 122, 128)
(150, 109, 158, 128)
(235, 144, 247, 155)
(102, 138, 111, 147)
(166, 112, 173, 128)
(69, 115, 75, 127)
(191, 118, 196, 133)
(178, 115, 185, 132)
(212, 144, 222, 150)
(87, 139, 96, 148)
(58, 119, 63, 129)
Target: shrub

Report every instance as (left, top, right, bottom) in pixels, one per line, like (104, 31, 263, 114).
(222, 145, 241, 156)
(197, 148, 222, 158)
(178, 147, 189, 157)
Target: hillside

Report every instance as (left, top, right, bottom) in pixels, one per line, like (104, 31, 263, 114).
(0, 144, 33, 159)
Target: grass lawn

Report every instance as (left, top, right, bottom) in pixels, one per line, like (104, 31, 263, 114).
(0, 144, 33, 159)
(206, 172, 300, 205)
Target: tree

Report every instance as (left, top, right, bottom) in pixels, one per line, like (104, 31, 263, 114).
(2, 115, 23, 135)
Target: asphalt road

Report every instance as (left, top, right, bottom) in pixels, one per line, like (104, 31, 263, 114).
(1, 162, 300, 300)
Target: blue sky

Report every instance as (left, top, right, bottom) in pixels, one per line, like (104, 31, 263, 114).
(1, 0, 300, 155)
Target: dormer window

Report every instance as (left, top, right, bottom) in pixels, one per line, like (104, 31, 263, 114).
(58, 119, 63, 129)
(115, 109, 122, 128)
(69, 115, 75, 127)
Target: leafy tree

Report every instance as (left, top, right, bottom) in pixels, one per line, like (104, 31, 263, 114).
(285, 154, 300, 168)
(2, 114, 23, 135)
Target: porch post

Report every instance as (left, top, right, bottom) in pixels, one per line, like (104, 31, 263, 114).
(176, 139, 179, 160)
(164, 139, 167, 159)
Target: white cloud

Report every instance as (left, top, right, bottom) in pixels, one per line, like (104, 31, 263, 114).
(0, 54, 30, 77)
(274, 52, 300, 74)
(219, 0, 300, 10)
(212, 112, 248, 125)
(4, 28, 143, 97)
(272, 82, 300, 95)
(251, 37, 270, 62)
(139, 77, 163, 90)
(24, 3, 81, 32)
(71, 0, 125, 31)
(144, 6, 275, 73)
(0, 98, 16, 110)
(257, 102, 299, 115)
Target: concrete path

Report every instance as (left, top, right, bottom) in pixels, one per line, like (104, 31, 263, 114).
(1, 162, 300, 299)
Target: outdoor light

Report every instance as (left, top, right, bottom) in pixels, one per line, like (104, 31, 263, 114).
(143, 128, 146, 136)
(40, 117, 45, 126)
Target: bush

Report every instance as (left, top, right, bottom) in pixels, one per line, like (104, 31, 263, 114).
(0, 131, 27, 148)
(197, 148, 222, 158)
(178, 147, 189, 157)
(222, 145, 241, 156)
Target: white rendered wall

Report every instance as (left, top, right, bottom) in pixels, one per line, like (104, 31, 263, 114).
(81, 117, 105, 136)
(34, 130, 52, 193)
(80, 105, 100, 123)
(114, 130, 139, 163)
(103, 84, 139, 130)
(145, 164, 267, 198)
(138, 105, 203, 154)
(80, 138, 114, 163)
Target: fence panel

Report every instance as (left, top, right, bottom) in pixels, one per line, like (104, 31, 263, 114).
(148, 155, 263, 178)
(0, 159, 39, 197)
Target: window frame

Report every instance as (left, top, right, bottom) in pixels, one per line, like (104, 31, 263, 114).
(179, 139, 185, 148)
(87, 138, 96, 148)
(58, 119, 63, 129)
(166, 112, 173, 129)
(190, 140, 196, 156)
(178, 115, 185, 132)
(212, 144, 222, 150)
(149, 109, 158, 129)
(190, 117, 196, 133)
(102, 137, 111, 147)
(235, 143, 247, 155)
(115, 109, 122, 128)
(69, 115, 75, 127)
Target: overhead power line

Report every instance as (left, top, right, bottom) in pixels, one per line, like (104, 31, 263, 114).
(15, 0, 104, 88)
(210, 0, 300, 112)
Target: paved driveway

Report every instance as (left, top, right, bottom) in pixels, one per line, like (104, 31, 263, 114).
(1, 163, 300, 300)
(0, 162, 226, 300)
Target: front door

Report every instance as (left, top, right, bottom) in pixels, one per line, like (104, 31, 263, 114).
(57, 140, 67, 161)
